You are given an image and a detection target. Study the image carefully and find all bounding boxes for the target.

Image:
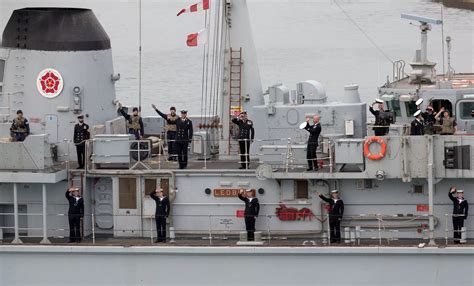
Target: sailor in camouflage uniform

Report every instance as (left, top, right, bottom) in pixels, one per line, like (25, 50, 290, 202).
(10, 110, 30, 142)
(152, 104, 178, 161)
(118, 102, 144, 140)
(232, 111, 255, 169)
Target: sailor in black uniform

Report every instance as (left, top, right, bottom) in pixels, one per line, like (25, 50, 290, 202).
(73, 115, 90, 169)
(317, 190, 344, 243)
(304, 115, 321, 171)
(118, 102, 144, 140)
(369, 99, 390, 136)
(422, 105, 436, 135)
(150, 188, 170, 243)
(175, 110, 193, 169)
(449, 187, 469, 244)
(10, 110, 30, 142)
(231, 111, 255, 169)
(238, 189, 260, 241)
(410, 110, 424, 136)
(152, 104, 178, 161)
(65, 187, 84, 243)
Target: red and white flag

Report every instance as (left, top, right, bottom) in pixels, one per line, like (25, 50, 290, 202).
(177, 0, 210, 16)
(186, 29, 207, 47)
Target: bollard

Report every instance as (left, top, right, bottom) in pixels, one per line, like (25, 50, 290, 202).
(460, 227, 467, 244)
(344, 227, 350, 244)
(350, 228, 356, 244)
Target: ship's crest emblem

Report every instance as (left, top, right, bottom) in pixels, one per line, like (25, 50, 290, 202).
(36, 68, 64, 99)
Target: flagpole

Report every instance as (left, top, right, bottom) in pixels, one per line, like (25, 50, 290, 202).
(138, 0, 142, 112)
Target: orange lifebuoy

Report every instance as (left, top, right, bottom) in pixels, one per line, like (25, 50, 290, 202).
(363, 136, 387, 160)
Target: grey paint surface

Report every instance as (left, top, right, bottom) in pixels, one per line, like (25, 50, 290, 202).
(0, 246, 473, 286)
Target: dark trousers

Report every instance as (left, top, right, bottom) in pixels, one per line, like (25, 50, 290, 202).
(128, 129, 140, 140)
(329, 216, 341, 243)
(374, 128, 388, 136)
(239, 140, 251, 167)
(155, 216, 167, 242)
(167, 131, 177, 158)
(175, 141, 189, 169)
(244, 216, 256, 241)
(68, 214, 81, 242)
(76, 145, 85, 168)
(453, 216, 465, 243)
(306, 143, 318, 170)
(13, 132, 27, 142)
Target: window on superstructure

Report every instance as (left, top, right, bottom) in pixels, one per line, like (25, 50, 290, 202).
(386, 100, 401, 117)
(431, 99, 453, 115)
(405, 101, 418, 117)
(145, 178, 157, 195)
(119, 178, 137, 209)
(459, 101, 474, 119)
(295, 180, 309, 199)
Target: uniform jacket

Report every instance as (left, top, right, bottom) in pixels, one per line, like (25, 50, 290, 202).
(410, 119, 424, 136)
(176, 118, 193, 141)
(65, 190, 84, 216)
(304, 122, 321, 144)
(155, 109, 178, 132)
(319, 195, 344, 218)
(232, 118, 255, 140)
(74, 123, 90, 146)
(238, 194, 260, 217)
(119, 108, 144, 135)
(150, 192, 170, 217)
(10, 117, 30, 134)
(449, 191, 469, 219)
(422, 112, 436, 125)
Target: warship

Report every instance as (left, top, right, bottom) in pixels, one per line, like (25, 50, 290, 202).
(0, 1, 473, 285)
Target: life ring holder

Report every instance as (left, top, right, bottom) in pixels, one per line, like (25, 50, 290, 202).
(363, 136, 387, 161)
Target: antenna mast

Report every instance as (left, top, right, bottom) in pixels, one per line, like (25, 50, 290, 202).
(138, 0, 142, 112)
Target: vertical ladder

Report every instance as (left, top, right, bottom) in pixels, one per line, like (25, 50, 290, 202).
(228, 48, 243, 155)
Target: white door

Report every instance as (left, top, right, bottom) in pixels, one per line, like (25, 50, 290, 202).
(44, 114, 58, 144)
(113, 177, 142, 237)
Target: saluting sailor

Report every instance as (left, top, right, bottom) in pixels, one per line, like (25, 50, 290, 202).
(152, 104, 179, 161)
(410, 110, 424, 136)
(117, 101, 144, 140)
(175, 110, 193, 169)
(238, 189, 260, 241)
(317, 190, 344, 243)
(150, 188, 170, 243)
(10, 110, 30, 142)
(449, 187, 469, 244)
(231, 111, 255, 169)
(369, 99, 390, 136)
(304, 115, 321, 171)
(73, 114, 90, 169)
(65, 187, 84, 243)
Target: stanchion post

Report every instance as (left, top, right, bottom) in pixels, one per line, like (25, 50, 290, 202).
(377, 214, 382, 246)
(267, 215, 271, 245)
(208, 214, 213, 246)
(92, 213, 96, 245)
(150, 216, 154, 244)
(445, 213, 449, 246)
(326, 213, 331, 246)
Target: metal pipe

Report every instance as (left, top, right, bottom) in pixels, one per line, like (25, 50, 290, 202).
(427, 136, 436, 246)
(40, 184, 51, 244)
(445, 213, 448, 246)
(92, 213, 96, 245)
(12, 183, 22, 244)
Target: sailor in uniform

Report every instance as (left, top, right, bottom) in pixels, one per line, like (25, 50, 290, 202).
(369, 99, 390, 136)
(422, 105, 436, 135)
(150, 188, 170, 243)
(231, 111, 255, 169)
(175, 110, 193, 169)
(10, 110, 30, 142)
(238, 189, 260, 241)
(73, 115, 90, 169)
(118, 102, 144, 140)
(448, 187, 469, 244)
(304, 115, 321, 171)
(410, 110, 424, 136)
(317, 190, 344, 243)
(65, 187, 84, 243)
(152, 104, 178, 161)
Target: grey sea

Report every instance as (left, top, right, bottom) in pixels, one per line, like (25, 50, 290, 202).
(1, 0, 473, 115)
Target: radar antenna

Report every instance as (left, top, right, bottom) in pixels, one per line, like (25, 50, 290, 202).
(401, 14, 442, 84)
